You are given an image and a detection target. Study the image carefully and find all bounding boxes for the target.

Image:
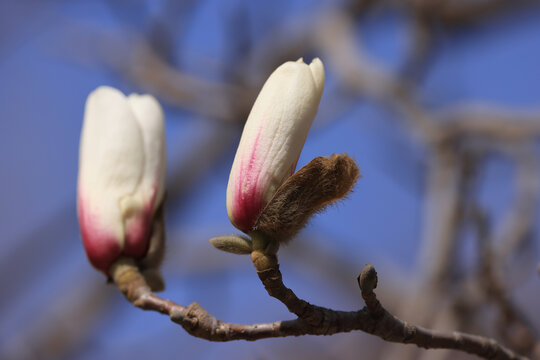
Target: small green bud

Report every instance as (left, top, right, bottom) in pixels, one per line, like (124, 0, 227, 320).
(209, 235, 253, 255)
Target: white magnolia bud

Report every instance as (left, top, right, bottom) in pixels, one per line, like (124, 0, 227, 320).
(77, 86, 166, 273)
(226, 58, 325, 232)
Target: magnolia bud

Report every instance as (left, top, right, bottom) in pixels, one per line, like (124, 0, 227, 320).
(254, 154, 360, 243)
(77, 86, 166, 275)
(226, 58, 325, 233)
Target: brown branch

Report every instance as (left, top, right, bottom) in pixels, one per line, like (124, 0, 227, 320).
(250, 249, 528, 359)
(494, 145, 540, 265)
(57, 25, 252, 123)
(109, 255, 530, 358)
(405, 0, 533, 24)
(400, 12, 434, 81)
(110, 257, 350, 341)
(471, 207, 539, 356)
(109, 249, 528, 359)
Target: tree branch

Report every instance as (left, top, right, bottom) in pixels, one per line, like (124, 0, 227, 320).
(471, 207, 539, 355)
(110, 256, 528, 359)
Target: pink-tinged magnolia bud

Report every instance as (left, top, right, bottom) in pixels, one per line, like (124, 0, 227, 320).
(226, 58, 325, 233)
(77, 86, 166, 273)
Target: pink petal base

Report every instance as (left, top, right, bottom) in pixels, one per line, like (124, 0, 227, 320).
(230, 129, 300, 233)
(230, 192, 263, 233)
(78, 192, 156, 274)
(78, 195, 122, 273)
(123, 199, 154, 259)
(231, 129, 265, 232)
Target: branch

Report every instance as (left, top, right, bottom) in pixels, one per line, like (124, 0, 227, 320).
(471, 207, 539, 355)
(251, 250, 527, 359)
(110, 256, 528, 359)
(407, 0, 536, 25)
(58, 25, 252, 122)
(494, 145, 540, 265)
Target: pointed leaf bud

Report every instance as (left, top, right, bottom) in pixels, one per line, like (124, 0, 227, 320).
(77, 86, 166, 274)
(226, 58, 325, 233)
(209, 235, 253, 255)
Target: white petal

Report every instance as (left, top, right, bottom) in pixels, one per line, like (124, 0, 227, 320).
(78, 86, 144, 247)
(126, 93, 166, 212)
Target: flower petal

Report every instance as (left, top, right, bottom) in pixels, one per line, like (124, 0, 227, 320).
(120, 94, 166, 257)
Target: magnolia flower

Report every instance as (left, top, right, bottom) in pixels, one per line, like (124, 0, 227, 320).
(226, 58, 325, 233)
(77, 86, 166, 274)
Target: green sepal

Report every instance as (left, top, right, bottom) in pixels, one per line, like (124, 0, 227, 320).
(209, 235, 253, 255)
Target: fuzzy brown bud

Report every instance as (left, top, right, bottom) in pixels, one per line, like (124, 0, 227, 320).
(253, 154, 360, 243)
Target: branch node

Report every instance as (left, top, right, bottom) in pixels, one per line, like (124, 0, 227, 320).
(251, 250, 278, 272)
(358, 264, 378, 293)
(358, 264, 384, 317)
